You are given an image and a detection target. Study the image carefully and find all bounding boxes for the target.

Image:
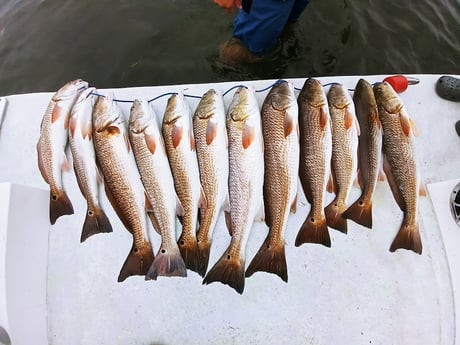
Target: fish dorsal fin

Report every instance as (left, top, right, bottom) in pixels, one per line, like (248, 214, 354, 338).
(242, 123, 255, 149)
(176, 194, 185, 217)
(399, 112, 412, 137)
(284, 111, 295, 138)
(199, 185, 208, 209)
(206, 120, 218, 145)
(144, 132, 156, 155)
(172, 125, 183, 148)
(148, 212, 162, 235)
(319, 107, 329, 129)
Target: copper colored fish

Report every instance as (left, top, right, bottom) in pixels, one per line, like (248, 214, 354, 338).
(343, 79, 382, 229)
(296, 78, 332, 247)
(203, 86, 264, 294)
(245, 81, 299, 282)
(325, 83, 359, 234)
(374, 82, 423, 255)
(129, 99, 187, 279)
(69, 87, 113, 242)
(37, 79, 88, 224)
(193, 89, 230, 277)
(162, 92, 205, 272)
(92, 94, 154, 282)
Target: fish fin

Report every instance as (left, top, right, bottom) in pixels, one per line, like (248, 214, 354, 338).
(399, 112, 412, 137)
(104, 184, 132, 232)
(295, 212, 331, 247)
(118, 241, 155, 282)
(383, 156, 405, 211)
(223, 194, 230, 212)
(255, 202, 265, 222)
(344, 108, 355, 130)
(283, 111, 295, 138)
(51, 104, 62, 123)
(106, 126, 120, 135)
(81, 118, 92, 140)
(147, 211, 162, 236)
(36, 142, 49, 184)
(124, 133, 131, 153)
(199, 185, 208, 209)
(145, 193, 154, 212)
(378, 169, 386, 182)
(319, 107, 329, 129)
(206, 120, 218, 145)
(389, 222, 422, 255)
(61, 153, 71, 172)
(373, 110, 382, 130)
(177, 234, 199, 272)
(203, 249, 245, 294)
(225, 211, 233, 235)
(69, 117, 77, 138)
(145, 246, 187, 280)
(409, 118, 419, 137)
(49, 188, 74, 225)
(343, 197, 373, 229)
(190, 132, 196, 151)
(290, 194, 297, 214)
(245, 237, 288, 282)
(326, 172, 336, 194)
(356, 168, 363, 188)
(80, 207, 113, 242)
(419, 183, 427, 197)
(172, 125, 183, 148)
(355, 113, 361, 136)
(196, 239, 212, 277)
(324, 198, 348, 234)
(242, 123, 255, 149)
(144, 132, 156, 155)
(175, 194, 185, 217)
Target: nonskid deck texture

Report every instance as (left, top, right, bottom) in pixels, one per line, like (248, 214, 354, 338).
(0, 75, 459, 345)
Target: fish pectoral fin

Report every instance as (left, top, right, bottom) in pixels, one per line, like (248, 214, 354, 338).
(319, 107, 329, 129)
(399, 112, 412, 137)
(172, 125, 183, 148)
(176, 194, 185, 217)
(206, 120, 218, 145)
(199, 185, 208, 209)
(190, 132, 196, 151)
(283, 111, 295, 138)
(144, 132, 157, 155)
(51, 104, 62, 124)
(344, 108, 355, 131)
(409, 118, 420, 137)
(242, 123, 255, 149)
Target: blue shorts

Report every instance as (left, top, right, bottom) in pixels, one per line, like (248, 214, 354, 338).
(233, 0, 310, 55)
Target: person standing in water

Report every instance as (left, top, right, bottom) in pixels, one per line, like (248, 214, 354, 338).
(214, 0, 311, 65)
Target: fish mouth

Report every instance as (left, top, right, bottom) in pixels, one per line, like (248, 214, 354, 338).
(53, 79, 89, 101)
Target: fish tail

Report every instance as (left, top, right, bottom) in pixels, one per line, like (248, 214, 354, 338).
(324, 199, 348, 234)
(343, 197, 373, 229)
(295, 212, 331, 247)
(49, 188, 74, 225)
(177, 234, 199, 272)
(245, 236, 287, 282)
(118, 241, 155, 282)
(80, 207, 113, 243)
(202, 248, 245, 294)
(145, 247, 187, 280)
(196, 239, 212, 277)
(389, 222, 422, 255)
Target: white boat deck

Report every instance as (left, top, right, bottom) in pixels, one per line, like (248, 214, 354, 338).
(0, 74, 459, 345)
